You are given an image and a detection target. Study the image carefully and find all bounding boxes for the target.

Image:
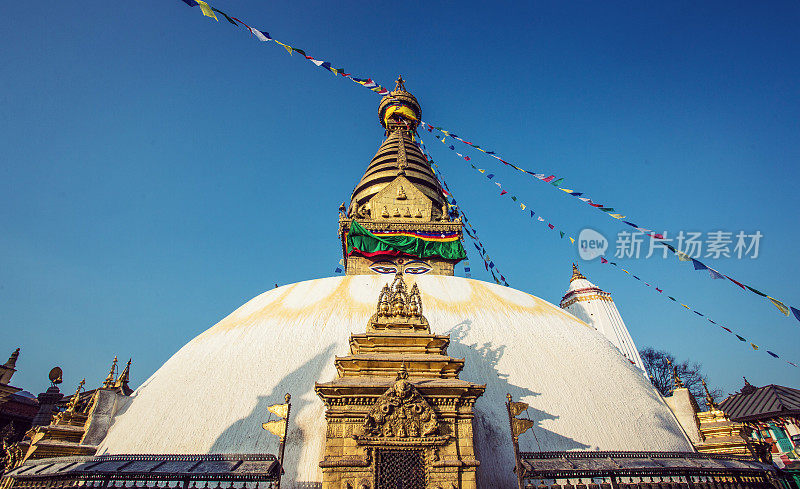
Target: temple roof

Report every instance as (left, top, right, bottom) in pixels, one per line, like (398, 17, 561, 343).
(719, 383, 800, 422)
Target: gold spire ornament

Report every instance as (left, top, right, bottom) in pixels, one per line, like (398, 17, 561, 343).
(570, 263, 587, 282)
(115, 358, 132, 389)
(102, 356, 118, 388)
(667, 359, 684, 389)
(394, 75, 406, 92)
(702, 378, 718, 410)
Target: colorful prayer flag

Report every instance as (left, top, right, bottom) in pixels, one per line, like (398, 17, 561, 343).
(768, 296, 790, 316)
(196, 0, 218, 20)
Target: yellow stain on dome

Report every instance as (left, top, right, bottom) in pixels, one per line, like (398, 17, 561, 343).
(196, 275, 590, 342)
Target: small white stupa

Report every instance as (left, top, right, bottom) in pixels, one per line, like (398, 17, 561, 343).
(560, 263, 647, 372)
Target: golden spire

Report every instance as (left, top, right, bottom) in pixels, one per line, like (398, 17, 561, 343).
(702, 378, 717, 410)
(102, 356, 118, 388)
(115, 358, 131, 388)
(4, 348, 19, 368)
(570, 263, 587, 282)
(65, 378, 85, 413)
(667, 359, 684, 389)
(394, 75, 406, 92)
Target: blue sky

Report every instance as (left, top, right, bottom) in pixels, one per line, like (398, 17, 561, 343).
(2, 1, 799, 397)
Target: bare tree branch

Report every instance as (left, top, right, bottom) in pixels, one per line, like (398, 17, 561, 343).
(639, 347, 722, 410)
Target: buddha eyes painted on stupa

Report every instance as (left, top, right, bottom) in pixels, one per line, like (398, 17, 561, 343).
(368, 259, 432, 275)
(369, 262, 398, 274)
(403, 260, 432, 274)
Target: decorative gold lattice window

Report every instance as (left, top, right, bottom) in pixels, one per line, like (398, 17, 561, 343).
(375, 449, 425, 489)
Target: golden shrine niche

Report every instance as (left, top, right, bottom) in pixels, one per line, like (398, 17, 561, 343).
(315, 273, 485, 489)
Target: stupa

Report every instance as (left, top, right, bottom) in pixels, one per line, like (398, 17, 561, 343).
(3, 78, 776, 489)
(560, 263, 647, 372)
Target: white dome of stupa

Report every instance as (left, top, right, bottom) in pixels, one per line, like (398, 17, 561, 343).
(97, 275, 692, 488)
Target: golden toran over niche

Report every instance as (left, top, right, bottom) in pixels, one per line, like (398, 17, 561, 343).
(315, 273, 486, 489)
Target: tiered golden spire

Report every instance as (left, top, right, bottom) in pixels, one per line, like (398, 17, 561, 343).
(4, 348, 19, 368)
(667, 359, 684, 390)
(102, 356, 117, 388)
(115, 358, 131, 388)
(570, 263, 587, 282)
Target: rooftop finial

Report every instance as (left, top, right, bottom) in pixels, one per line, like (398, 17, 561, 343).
(701, 378, 717, 410)
(102, 356, 118, 388)
(394, 75, 406, 92)
(666, 359, 684, 390)
(740, 377, 757, 395)
(115, 358, 131, 387)
(396, 362, 409, 380)
(570, 263, 587, 283)
(4, 348, 19, 369)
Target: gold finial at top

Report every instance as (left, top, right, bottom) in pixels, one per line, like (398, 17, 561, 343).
(102, 356, 118, 388)
(396, 363, 409, 381)
(394, 75, 406, 92)
(666, 359, 684, 389)
(570, 263, 587, 283)
(115, 358, 131, 388)
(701, 378, 717, 410)
(4, 348, 19, 369)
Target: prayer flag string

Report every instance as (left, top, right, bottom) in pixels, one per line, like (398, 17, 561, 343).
(176, 0, 799, 324)
(179, 0, 391, 95)
(417, 139, 509, 286)
(423, 135, 797, 368)
(421, 122, 800, 325)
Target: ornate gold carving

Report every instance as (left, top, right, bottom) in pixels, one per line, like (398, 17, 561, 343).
(2, 439, 23, 472)
(101, 357, 117, 389)
(560, 293, 613, 308)
(357, 204, 371, 219)
(397, 186, 407, 200)
(375, 273, 423, 320)
(361, 366, 439, 439)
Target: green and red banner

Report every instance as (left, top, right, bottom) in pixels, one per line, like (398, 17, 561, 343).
(347, 220, 466, 261)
